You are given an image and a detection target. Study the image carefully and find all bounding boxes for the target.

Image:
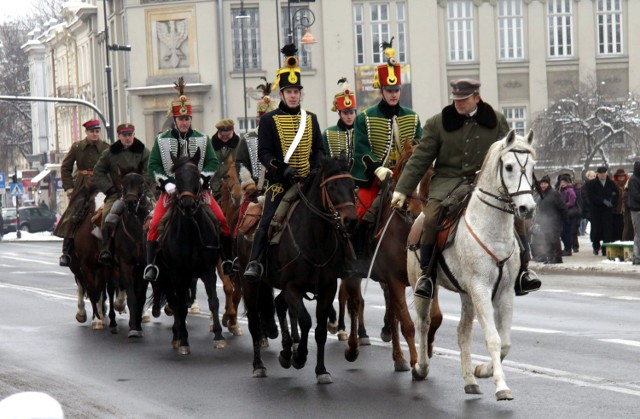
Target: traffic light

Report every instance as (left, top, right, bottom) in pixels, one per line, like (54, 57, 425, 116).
(11, 174, 17, 183)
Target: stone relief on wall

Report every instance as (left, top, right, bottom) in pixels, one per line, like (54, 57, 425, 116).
(156, 19, 188, 69)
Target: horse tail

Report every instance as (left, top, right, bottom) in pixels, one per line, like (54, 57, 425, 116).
(146, 283, 167, 314)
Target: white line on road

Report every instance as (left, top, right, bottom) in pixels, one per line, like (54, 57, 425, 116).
(0, 255, 59, 266)
(599, 339, 640, 348)
(12, 271, 69, 276)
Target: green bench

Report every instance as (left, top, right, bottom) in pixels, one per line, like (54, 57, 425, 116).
(603, 242, 634, 261)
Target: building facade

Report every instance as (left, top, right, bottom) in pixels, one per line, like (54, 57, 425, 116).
(23, 0, 640, 166)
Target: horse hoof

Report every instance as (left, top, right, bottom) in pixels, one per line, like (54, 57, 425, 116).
(292, 353, 306, 370)
(178, 346, 190, 355)
(253, 368, 267, 378)
(91, 321, 104, 330)
(172, 340, 180, 350)
(411, 366, 428, 381)
(344, 346, 359, 363)
(394, 361, 410, 372)
(337, 331, 347, 341)
(152, 307, 161, 318)
(496, 389, 513, 401)
(358, 336, 371, 346)
(221, 314, 229, 327)
(317, 373, 333, 385)
(75, 313, 87, 323)
(230, 325, 243, 336)
(380, 328, 392, 343)
(142, 312, 151, 323)
(465, 384, 482, 395)
(190, 301, 201, 314)
(213, 339, 226, 349)
(164, 305, 173, 316)
(260, 339, 269, 349)
(474, 364, 491, 379)
(128, 330, 144, 338)
(328, 321, 339, 335)
(278, 354, 291, 369)
(109, 327, 118, 335)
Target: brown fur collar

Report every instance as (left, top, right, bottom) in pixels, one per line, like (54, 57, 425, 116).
(110, 138, 146, 154)
(442, 100, 498, 132)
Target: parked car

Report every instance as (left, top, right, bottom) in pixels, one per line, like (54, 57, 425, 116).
(1, 206, 58, 234)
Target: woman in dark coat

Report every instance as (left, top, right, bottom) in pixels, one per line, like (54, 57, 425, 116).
(531, 175, 568, 263)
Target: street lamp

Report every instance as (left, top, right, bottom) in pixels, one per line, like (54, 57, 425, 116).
(236, 1, 250, 135)
(286, 0, 317, 53)
(102, 0, 131, 144)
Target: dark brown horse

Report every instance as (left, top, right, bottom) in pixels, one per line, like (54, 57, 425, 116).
(238, 156, 358, 383)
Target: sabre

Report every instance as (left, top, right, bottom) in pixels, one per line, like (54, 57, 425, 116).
(364, 207, 397, 289)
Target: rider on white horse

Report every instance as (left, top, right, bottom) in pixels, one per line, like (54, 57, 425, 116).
(391, 79, 541, 299)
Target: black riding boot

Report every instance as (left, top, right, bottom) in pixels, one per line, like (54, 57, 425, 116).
(143, 241, 159, 281)
(341, 221, 372, 278)
(98, 224, 114, 266)
(244, 229, 268, 282)
(220, 234, 234, 276)
(515, 234, 542, 296)
(414, 244, 436, 300)
(59, 238, 74, 267)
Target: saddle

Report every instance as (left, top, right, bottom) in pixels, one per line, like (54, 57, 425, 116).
(237, 198, 263, 236)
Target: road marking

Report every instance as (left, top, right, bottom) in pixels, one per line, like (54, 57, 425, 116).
(0, 255, 58, 266)
(612, 296, 640, 301)
(12, 271, 69, 276)
(578, 292, 605, 297)
(599, 339, 640, 348)
(0, 283, 76, 301)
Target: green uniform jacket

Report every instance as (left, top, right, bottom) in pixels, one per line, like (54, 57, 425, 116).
(54, 137, 110, 238)
(352, 101, 422, 187)
(209, 133, 253, 199)
(323, 120, 354, 163)
(93, 138, 151, 196)
(148, 127, 218, 188)
(395, 101, 509, 201)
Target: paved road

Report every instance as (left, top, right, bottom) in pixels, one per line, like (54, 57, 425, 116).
(1, 241, 639, 418)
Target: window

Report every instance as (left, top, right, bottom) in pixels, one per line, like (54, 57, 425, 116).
(497, 0, 523, 60)
(352, 2, 408, 65)
(503, 107, 527, 135)
(231, 8, 260, 71)
(597, 0, 623, 55)
(547, 0, 573, 57)
(354, 4, 365, 65)
(281, 7, 313, 68)
(238, 117, 258, 133)
(447, 0, 474, 62)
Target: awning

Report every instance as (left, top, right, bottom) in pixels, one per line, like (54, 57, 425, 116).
(30, 169, 52, 184)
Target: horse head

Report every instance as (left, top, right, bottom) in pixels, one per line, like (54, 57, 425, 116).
(479, 129, 537, 219)
(171, 147, 202, 216)
(120, 164, 147, 213)
(221, 154, 243, 208)
(311, 156, 358, 233)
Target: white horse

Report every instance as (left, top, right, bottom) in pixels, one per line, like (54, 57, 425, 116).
(408, 130, 536, 401)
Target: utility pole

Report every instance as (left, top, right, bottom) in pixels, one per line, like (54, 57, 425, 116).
(14, 166, 21, 239)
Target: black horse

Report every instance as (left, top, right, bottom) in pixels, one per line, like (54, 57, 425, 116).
(106, 168, 151, 337)
(152, 148, 224, 354)
(239, 156, 358, 384)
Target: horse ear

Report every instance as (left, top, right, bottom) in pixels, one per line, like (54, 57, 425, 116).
(137, 161, 145, 174)
(505, 129, 516, 146)
(525, 129, 534, 145)
(191, 147, 201, 164)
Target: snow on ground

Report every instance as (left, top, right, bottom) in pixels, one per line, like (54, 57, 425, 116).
(0, 231, 62, 242)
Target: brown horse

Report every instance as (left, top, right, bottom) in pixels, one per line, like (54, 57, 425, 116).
(342, 142, 442, 371)
(68, 186, 109, 330)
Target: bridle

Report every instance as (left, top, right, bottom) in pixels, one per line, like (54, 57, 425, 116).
(297, 171, 355, 235)
(477, 148, 534, 215)
(175, 162, 203, 216)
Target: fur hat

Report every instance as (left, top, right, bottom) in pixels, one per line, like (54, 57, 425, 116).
(215, 119, 234, 131)
(613, 168, 627, 177)
(539, 175, 551, 185)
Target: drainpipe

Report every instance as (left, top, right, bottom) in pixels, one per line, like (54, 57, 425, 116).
(217, 0, 228, 118)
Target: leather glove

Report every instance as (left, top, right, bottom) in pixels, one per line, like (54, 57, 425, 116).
(391, 191, 407, 208)
(164, 182, 176, 195)
(603, 199, 613, 208)
(65, 189, 74, 198)
(374, 166, 393, 182)
(200, 175, 211, 190)
(283, 166, 299, 182)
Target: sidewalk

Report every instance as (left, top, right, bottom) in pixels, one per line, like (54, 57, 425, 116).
(529, 235, 639, 275)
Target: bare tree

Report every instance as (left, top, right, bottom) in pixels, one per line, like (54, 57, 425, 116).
(26, 0, 65, 28)
(533, 79, 640, 180)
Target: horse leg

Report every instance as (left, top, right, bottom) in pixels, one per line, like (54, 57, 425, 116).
(411, 290, 433, 381)
(274, 291, 293, 369)
(428, 288, 443, 358)
(380, 282, 392, 342)
(327, 303, 338, 335)
(315, 287, 336, 384)
(458, 294, 481, 395)
(285, 288, 310, 370)
(126, 270, 147, 338)
(337, 280, 348, 341)
(188, 279, 199, 314)
(244, 282, 267, 377)
(230, 273, 243, 336)
(174, 292, 190, 355)
(473, 292, 513, 401)
(115, 288, 126, 314)
(75, 279, 87, 323)
(356, 285, 370, 345)
(106, 278, 118, 333)
(390, 277, 416, 370)
(202, 273, 226, 349)
(218, 263, 239, 336)
(343, 276, 362, 362)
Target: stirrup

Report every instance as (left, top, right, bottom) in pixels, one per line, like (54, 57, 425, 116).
(144, 264, 159, 282)
(414, 274, 434, 300)
(515, 269, 541, 296)
(243, 261, 263, 283)
(98, 250, 113, 266)
(59, 254, 71, 267)
(221, 260, 234, 276)
(231, 257, 240, 273)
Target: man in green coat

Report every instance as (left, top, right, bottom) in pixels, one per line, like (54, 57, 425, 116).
(54, 119, 110, 266)
(323, 78, 357, 163)
(93, 123, 153, 265)
(209, 119, 253, 201)
(392, 79, 541, 299)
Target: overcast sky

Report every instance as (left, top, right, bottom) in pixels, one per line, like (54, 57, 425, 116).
(0, 0, 36, 23)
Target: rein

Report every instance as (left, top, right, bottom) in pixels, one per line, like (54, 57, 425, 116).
(297, 172, 354, 236)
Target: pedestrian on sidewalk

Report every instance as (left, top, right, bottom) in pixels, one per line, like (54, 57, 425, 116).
(531, 175, 567, 264)
(559, 176, 578, 256)
(627, 161, 640, 265)
(584, 166, 618, 256)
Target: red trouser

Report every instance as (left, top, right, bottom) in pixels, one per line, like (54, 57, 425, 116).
(356, 183, 380, 222)
(147, 191, 230, 241)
